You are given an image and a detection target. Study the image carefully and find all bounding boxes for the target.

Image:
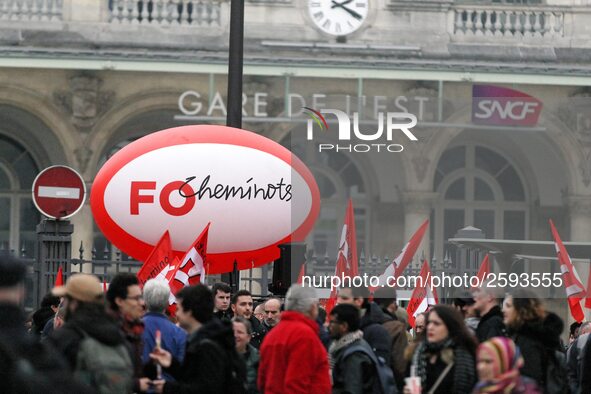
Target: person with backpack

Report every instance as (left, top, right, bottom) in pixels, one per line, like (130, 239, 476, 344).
(337, 286, 393, 366)
(502, 290, 566, 394)
(149, 284, 247, 394)
(50, 273, 138, 393)
(405, 305, 477, 394)
(329, 303, 396, 394)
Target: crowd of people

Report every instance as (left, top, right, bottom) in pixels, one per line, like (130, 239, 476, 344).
(0, 253, 589, 394)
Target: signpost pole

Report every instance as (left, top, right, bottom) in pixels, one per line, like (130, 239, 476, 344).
(31, 165, 86, 307)
(222, 0, 245, 285)
(35, 219, 73, 307)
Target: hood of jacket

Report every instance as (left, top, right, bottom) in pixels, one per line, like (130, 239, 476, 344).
(193, 318, 236, 350)
(67, 303, 125, 347)
(360, 302, 390, 329)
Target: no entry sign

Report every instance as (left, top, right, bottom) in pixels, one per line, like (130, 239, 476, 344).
(32, 165, 86, 220)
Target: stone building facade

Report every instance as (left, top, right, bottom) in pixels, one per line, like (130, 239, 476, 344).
(2, 0, 591, 318)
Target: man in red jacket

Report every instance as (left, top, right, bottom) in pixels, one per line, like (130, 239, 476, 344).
(258, 284, 331, 394)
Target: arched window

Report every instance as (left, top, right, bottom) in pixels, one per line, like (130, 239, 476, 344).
(282, 135, 369, 257)
(433, 144, 528, 261)
(0, 134, 40, 256)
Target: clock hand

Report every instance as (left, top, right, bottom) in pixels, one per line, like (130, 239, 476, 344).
(331, 0, 354, 8)
(330, 0, 363, 20)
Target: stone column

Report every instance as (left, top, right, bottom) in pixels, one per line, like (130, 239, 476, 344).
(566, 195, 591, 321)
(402, 191, 437, 265)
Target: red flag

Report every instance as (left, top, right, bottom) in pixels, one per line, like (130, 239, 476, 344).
(137, 231, 172, 287)
(585, 262, 591, 309)
(169, 223, 210, 296)
(296, 262, 306, 284)
(549, 219, 586, 322)
(54, 266, 64, 288)
(165, 256, 182, 305)
(406, 259, 438, 328)
(371, 220, 428, 291)
(472, 254, 491, 290)
(326, 199, 359, 315)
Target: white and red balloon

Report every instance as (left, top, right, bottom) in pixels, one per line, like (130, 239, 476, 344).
(91, 125, 320, 273)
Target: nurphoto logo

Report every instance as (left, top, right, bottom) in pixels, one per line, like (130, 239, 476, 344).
(303, 107, 418, 153)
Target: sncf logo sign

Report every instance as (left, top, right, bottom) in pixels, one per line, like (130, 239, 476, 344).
(472, 85, 542, 127)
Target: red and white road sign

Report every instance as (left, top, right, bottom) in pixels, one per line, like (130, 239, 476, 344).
(32, 165, 86, 220)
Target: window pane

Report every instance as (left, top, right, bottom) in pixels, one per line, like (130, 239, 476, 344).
(0, 135, 24, 164)
(314, 172, 337, 199)
(0, 198, 10, 249)
(475, 146, 507, 176)
(0, 168, 9, 190)
(474, 178, 494, 201)
(12, 152, 38, 190)
(444, 209, 465, 242)
(445, 178, 465, 200)
(438, 146, 466, 176)
(497, 166, 525, 201)
(474, 210, 495, 239)
(504, 211, 525, 239)
(20, 198, 39, 231)
(20, 198, 39, 258)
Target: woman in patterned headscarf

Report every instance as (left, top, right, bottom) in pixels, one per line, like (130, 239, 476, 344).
(472, 337, 541, 394)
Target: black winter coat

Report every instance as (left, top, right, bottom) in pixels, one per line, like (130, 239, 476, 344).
(509, 312, 564, 387)
(360, 302, 393, 365)
(163, 318, 246, 394)
(0, 303, 96, 394)
(476, 305, 506, 343)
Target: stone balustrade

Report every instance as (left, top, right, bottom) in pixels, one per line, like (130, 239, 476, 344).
(0, 0, 62, 21)
(451, 5, 565, 39)
(109, 0, 221, 26)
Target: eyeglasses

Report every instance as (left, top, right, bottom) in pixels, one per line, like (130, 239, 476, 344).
(415, 325, 425, 330)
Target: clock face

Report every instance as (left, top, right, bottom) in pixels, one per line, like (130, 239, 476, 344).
(308, 0, 369, 36)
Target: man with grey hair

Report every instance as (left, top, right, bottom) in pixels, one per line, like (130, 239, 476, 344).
(263, 297, 282, 330)
(141, 279, 187, 382)
(258, 284, 330, 393)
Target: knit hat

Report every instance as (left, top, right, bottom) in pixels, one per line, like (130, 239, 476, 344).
(52, 273, 104, 303)
(0, 253, 27, 287)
